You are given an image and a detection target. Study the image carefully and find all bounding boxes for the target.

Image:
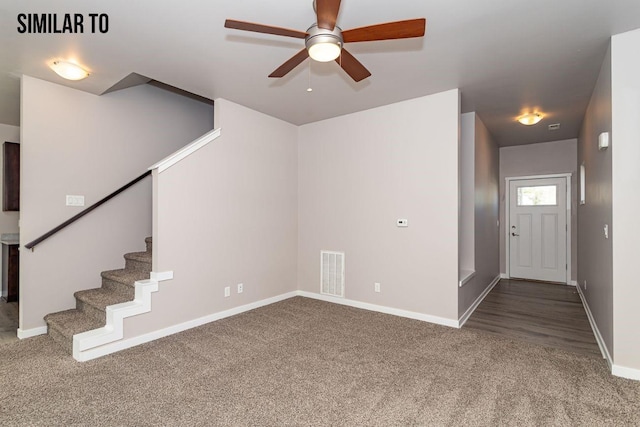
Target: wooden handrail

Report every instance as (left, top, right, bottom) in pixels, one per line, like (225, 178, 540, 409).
(24, 170, 152, 251)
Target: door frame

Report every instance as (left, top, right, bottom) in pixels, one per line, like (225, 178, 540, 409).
(505, 173, 572, 284)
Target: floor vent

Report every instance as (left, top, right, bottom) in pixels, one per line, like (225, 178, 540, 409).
(321, 251, 345, 297)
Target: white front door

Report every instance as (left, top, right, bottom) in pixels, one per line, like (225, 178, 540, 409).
(509, 177, 567, 283)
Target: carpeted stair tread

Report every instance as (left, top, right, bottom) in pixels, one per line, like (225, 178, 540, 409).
(44, 309, 104, 337)
(74, 288, 132, 311)
(101, 268, 150, 287)
(124, 251, 152, 263)
(44, 236, 152, 356)
(123, 250, 152, 272)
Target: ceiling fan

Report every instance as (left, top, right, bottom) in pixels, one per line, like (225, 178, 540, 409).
(224, 0, 426, 82)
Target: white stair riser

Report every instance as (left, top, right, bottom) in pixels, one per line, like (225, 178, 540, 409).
(73, 275, 170, 358)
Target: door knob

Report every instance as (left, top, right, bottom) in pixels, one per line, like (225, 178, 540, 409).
(511, 232, 519, 236)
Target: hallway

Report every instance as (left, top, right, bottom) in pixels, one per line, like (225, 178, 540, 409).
(0, 300, 18, 343)
(464, 279, 601, 357)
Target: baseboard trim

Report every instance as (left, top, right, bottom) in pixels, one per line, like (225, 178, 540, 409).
(575, 283, 612, 368)
(612, 364, 640, 381)
(569, 280, 578, 287)
(78, 290, 459, 361)
(75, 291, 299, 362)
(17, 326, 48, 339)
(500, 273, 509, 279)
(458, 274, 501, 327)
(578, 291, 640, 381)
(296, 291, 459, 328)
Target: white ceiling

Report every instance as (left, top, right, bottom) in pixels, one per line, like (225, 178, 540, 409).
(1, 0, 639, 146)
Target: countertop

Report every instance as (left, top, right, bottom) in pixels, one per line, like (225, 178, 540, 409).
(0, 233, 19, 245)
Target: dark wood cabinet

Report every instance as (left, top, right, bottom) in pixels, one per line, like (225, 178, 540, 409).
(3, 141, 20, 212)
(2, 244, 19, 302)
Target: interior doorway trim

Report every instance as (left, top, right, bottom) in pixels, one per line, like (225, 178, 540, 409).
(504, 173, 572, 284)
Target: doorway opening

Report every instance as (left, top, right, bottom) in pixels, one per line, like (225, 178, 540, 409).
(505, 174, 571, 284)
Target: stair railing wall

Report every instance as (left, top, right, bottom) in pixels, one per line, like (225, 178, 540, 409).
(25, 171, 152, 251)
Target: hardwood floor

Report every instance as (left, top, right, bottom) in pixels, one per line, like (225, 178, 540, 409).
(464, 279, 601, 357)
(0, 299, 19, 343)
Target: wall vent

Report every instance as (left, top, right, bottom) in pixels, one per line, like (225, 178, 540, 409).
(321, 251, 345, 297)
(548, 123, 561, 131)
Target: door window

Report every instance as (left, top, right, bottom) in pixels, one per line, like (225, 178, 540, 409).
(517, 185, 557, 206)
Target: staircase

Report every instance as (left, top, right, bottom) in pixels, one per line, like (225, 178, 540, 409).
(44, 237, 152, 355)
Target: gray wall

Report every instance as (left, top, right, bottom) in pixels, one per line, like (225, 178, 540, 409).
(20, 76, 213, 330)
(499, 139, 578, 281)
(298, 90, 460, 321)
(124, 98, 299, 338)
(458, 113, 500, 317)
(577, 44, 613, 357)
(0, 124, 20, 236)
(611, 28, 640, 372)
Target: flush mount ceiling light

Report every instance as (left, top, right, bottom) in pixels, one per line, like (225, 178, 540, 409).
(49, 60, 89, 81)
(305, 24, 343, 62)
(517, 112, 544, 126)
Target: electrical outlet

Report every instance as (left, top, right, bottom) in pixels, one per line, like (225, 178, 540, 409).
(374, 282, 381, 293)
(237, 283, 243, 294)
(224, 286, 230, 297)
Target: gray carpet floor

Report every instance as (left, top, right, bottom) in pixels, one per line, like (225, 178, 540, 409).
(0, 300, 19, 343)
(1, 297, 638, 426)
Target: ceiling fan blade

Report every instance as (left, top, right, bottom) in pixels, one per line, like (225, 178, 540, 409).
(224, 19, 307, 39)
(336, 48, 371, 82)
(342, 18, 426, 43)
(316, 0, 341, 30)
(269, 49, 310, 78)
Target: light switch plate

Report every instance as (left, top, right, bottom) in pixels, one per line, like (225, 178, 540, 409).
(66, 195, 85, 207)
(397, 219, 408, 227)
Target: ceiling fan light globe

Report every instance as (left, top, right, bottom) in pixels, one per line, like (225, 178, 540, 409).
(308, 42, 341, 62)
(305, 24, 343, 62)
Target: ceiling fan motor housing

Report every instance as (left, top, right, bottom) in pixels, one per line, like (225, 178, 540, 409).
(305, 24, 343, 61)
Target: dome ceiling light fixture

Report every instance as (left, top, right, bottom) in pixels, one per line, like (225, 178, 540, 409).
(49, 59, 90, 81)
(517, 112, 544, 126)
